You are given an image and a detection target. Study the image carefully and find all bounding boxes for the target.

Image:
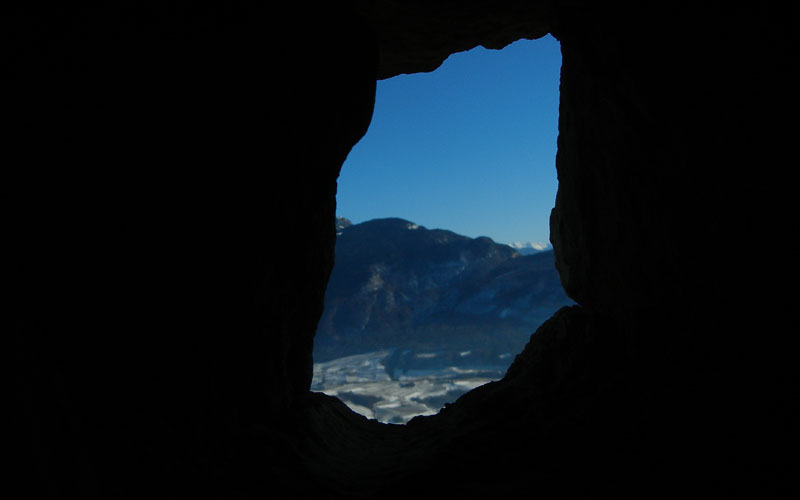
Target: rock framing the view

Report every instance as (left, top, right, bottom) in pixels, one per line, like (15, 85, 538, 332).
(9, 1, 792, 498)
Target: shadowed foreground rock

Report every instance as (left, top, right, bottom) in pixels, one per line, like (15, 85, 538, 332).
(9, 2, 793, 497)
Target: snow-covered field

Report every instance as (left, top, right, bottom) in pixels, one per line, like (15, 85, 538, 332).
(311, 350, 507, 424)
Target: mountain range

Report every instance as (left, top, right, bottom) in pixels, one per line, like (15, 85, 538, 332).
(507, 240, 553, 255)
(313, 217, 574, 368)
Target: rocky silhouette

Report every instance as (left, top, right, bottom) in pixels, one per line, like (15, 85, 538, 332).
(9, 3, 791, 498)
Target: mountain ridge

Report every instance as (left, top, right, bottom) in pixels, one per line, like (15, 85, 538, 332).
(314, 217, 573, 364)
(508, 240, 553, 254)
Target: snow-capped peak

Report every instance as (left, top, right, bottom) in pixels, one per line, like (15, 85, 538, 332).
(335, 216, 353, 235)
(507, 241, 552, 254)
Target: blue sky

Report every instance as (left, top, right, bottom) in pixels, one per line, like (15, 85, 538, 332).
(336, 35, 561, 245)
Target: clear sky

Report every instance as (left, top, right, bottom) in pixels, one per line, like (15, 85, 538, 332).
(335, 35, 562, 245)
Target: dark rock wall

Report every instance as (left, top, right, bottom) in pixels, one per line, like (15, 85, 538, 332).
(551, 7, 793, 473)
(8, 3, 376, 495)
(546, 7, 793, 494)
(8, 1, 793, 497)
(352, 0, 552, 78)
(552, 3, 793, 319)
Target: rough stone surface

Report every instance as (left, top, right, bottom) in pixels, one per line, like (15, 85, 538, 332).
(352, 0, 553, 78)
(9, 1, 793, 497)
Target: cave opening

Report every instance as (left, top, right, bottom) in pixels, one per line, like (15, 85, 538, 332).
(311, 35, 570, 424)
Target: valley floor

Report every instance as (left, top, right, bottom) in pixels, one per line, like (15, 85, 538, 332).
(311, 350, 509, 423)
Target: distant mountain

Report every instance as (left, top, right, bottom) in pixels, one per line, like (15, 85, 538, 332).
(313, 218, 574, 366)
(335, 216, 352, 234)
(507, 241, 553, 255)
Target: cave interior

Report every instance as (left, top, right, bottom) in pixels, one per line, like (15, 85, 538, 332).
(8, 2, 793, 497)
